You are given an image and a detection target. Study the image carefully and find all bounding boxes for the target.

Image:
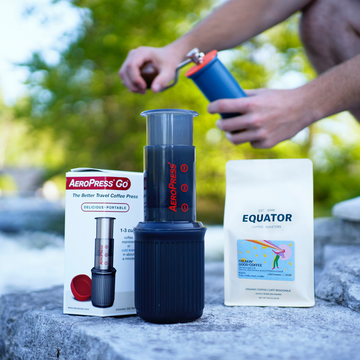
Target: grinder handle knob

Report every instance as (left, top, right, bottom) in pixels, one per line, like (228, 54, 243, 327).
(140, 62, 159, 89)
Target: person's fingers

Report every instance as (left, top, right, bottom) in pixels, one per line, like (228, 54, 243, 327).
(250, 140, 268, 148)
(124, 55, 149, 92)
(118, 50, 135, 82)
(225, 128, 262, 145)
(120, 70, 145, 93)
(215, 114, 253, 132)
(127, 63, 147, 91)
(119, 46, 183, 93)
(225, 128, 272, 147)
(208, 98, 251, 115)
(244, 88, 267, 96)
(151, 67, 176, 92)
(119, 48, 153, 92)
(120, 71, 138, 92)
(250, 138, 277, 149)
(119, 64, 144, 93)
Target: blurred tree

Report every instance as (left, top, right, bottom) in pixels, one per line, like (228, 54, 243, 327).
(18, 0, 213, 174)
(16, 1, 360, 222)
(0, 94, 64, 171)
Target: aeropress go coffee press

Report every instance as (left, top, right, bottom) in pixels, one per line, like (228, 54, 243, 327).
(91, 217, 116, 308)
(140, 48, 247, 118)
(134, 109, 206, 324)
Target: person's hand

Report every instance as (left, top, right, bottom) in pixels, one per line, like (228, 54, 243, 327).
(208, 88, 314, 148)
(118, 45, 184, 94)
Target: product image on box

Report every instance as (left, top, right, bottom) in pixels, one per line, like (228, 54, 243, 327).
(91, 217, 116, 308)
(68, 217, 117, 307)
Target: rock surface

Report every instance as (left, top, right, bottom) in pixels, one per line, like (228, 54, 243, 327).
(314, 217, 360, 266)
(0, 167, 45, 195)
(316, 245, 360, 311)
(2, 262, 360, 360)
(3, 193, 360, 360)
(332, 196, 360, 221)
(0, 198, 64, 234)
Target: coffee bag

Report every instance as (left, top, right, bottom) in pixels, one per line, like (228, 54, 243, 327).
(224, 159, 314, 307)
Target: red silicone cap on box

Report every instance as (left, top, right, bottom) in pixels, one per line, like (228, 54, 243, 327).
(185, 50, 217, 77)
(71, 274, 92, 301)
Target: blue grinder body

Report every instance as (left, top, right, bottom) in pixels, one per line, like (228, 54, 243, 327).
(186, 51, 247, 118)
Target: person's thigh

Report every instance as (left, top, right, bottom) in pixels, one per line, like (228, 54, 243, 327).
(300, 0, 360, 73)
(300, 0, 360, 120)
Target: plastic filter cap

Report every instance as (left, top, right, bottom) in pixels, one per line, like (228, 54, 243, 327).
(141, 109, 198, 146)
(71, 274, 92, 301)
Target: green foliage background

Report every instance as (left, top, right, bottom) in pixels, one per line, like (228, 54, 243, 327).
(2, 0, 360, 222)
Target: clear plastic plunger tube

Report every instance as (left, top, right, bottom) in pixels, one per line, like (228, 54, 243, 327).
(94, 217, 114, 270)
(142, 109, 198, 222)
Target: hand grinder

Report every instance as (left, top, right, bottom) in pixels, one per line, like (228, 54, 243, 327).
(140, 48, 247, 118)
(91, 217, 116, 308)
(134, 109, 206, 324)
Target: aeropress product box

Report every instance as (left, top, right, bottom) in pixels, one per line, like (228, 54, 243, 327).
(63, 168, 143, 317)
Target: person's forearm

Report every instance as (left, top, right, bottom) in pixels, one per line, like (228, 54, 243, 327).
(167, 0, 312, 57)
(300, 53, 360, 123)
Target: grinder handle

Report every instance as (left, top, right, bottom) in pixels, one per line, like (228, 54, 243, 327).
(140, 62, 159, 89)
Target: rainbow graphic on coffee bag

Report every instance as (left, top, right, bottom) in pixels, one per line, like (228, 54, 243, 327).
(237, 239, 295, 281)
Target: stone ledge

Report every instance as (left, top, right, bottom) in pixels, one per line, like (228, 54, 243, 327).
(2, 262, 360, 360)
(314, 217, 360, 266)
(0, 198, 64, 234)
(332, 196, 360, 222)
(316, 245, 360, 311)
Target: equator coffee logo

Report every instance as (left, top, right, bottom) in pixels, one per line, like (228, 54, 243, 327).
(242, 213, 292, 223)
